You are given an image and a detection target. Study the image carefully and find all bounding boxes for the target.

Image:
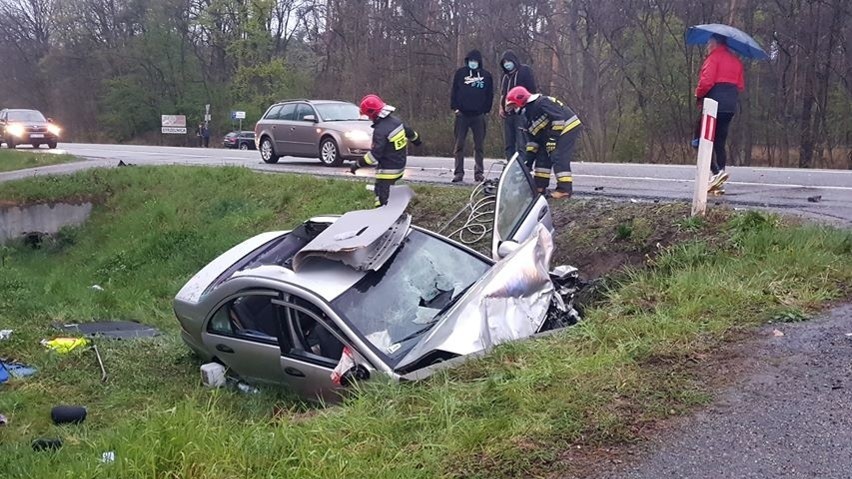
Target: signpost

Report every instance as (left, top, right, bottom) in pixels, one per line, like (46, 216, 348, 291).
(691, 98, 718, 217)
(231, 110, 246, 132)
(161, 115, 187, 135)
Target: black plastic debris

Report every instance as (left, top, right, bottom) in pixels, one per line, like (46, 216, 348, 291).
(594, 186, 604, 191)
(807, 195, 822, 203)
(55, 320, 160, 340)
(32, 438, 62, 452)
(51, 405, 87, 425)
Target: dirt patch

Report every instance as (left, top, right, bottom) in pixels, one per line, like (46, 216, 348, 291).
(551, 199, 732, 280)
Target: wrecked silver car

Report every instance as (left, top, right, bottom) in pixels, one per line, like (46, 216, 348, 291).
(173, 156, 580, 401)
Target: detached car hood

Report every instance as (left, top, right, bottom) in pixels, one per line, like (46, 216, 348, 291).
(396, 224, 555, 371)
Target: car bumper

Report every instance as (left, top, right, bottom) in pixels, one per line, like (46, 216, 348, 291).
(340, 138, 371, 159)
(8, 133, 58, 143)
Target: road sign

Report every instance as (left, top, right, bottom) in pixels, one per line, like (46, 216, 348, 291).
(232, 111, 246, 120)
(161, 127, 187, 134)
(161, 115, 186, 127)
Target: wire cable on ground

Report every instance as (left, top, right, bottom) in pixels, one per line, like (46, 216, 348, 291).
(438, 161, 506, 245)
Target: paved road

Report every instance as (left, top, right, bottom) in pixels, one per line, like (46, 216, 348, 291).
(585, 304, 852, 479)
(3, 143, 851, 225)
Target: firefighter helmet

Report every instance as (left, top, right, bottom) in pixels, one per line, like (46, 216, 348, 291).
(505, 86, 532, 111)
(359, 94, 386, 120)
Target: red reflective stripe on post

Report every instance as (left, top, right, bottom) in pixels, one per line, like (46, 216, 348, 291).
(703, 115, 716, 142)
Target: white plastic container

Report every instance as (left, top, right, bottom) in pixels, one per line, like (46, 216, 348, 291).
(200, 362, 226, 388)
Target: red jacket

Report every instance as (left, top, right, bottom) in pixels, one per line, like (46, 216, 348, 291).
(695, 45, 745, 99)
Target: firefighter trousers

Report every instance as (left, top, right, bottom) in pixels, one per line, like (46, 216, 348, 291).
(531, 128, 580, 193)
(374, 167, 405, 207)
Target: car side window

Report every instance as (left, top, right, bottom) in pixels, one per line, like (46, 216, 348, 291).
(295, 104, 315, 122)
(265, 105, 283, 120)
(280, 297, 345, 366)
(495, 158, 537, 240)
(207, 295, 280, 343)
(278, 104, 297, 121)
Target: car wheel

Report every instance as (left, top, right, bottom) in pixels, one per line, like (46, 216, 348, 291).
(319, 137, 343, 167)
(7, 137, 15, 149)
(47, 141, 57, 149)
(259, 137, 280, 164)
(239, 142, 249, 151)
(31, 143, 40, 149)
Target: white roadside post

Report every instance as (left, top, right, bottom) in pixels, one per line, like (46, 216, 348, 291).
(691, 98, 718, 216)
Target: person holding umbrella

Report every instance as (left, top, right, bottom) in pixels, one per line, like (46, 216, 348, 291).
(686, 24, 768, 191)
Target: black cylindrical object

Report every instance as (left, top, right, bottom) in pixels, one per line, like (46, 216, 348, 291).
(51, 405, 87, 425)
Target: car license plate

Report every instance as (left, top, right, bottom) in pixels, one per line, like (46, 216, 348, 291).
(31, 134, 44, 138)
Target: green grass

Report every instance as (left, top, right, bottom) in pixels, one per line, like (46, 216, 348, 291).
(0, 167, 850, 478)
(0, 149, 78, 173)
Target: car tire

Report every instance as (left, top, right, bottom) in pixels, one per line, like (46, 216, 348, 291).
(47, 141, 57, 149)
(239, 142, 249, 151)
(31, 143, 40, 149)
(259, 137, 280, 164)
(319, 137, 343, 167)
(7, 137, 15, 149)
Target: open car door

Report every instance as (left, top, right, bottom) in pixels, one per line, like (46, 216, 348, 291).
(491, 154, 554, 260)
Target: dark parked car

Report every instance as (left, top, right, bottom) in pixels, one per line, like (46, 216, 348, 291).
(254, 99, 372, 166)
(0, 109, 61, 149)
(224, 131, 256, 150)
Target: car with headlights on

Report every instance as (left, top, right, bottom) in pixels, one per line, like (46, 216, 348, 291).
(254, 100, 372, 166)
(173, 156, 582, 402)
(0, 109, 61, 149)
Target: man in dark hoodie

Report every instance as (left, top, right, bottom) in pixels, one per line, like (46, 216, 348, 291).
(450, 49, 494, 183)
(498, 50, 537, 160)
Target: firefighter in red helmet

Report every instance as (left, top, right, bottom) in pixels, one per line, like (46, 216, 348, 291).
(505, 86, 582, 199)
(351, 94, 422, 207)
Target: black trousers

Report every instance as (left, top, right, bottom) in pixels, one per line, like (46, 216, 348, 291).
(453, 114, 486, 177)
(713, 112, 734, 174)
(503, 114, 526, 160)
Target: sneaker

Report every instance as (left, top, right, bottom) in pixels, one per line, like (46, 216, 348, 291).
(691, 138, 700, 149)
(452, 175, 464, 183)
(708, 172, 722, 191)
(717, 170, 729, 184)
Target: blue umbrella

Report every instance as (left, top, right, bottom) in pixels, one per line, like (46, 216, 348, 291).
(686, 23, 769, 60)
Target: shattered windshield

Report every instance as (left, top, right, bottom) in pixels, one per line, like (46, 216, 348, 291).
(331, 230, 489, 365)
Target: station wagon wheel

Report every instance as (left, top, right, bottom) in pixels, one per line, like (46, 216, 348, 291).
(260, 137, 280, 164)
(319, 137, 343, 167)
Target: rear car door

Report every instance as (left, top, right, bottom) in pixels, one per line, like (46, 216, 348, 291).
(491, 154, 554, 260)
(290, 103, 319, 156)
(273, 296, 351, 402)
(274, 103, 298, 155)
(200, 291, 289, 385)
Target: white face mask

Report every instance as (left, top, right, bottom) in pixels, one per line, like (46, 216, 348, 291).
(503, 61, 515, 71)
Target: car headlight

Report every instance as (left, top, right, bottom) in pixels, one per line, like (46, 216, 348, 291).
(7, 125, 25, 137)
(344, 130, 370, 142)
(47, 125, 61, 135)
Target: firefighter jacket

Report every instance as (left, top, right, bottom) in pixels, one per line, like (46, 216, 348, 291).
(522, 95, 581, 161)
(361, 114, 420, 179)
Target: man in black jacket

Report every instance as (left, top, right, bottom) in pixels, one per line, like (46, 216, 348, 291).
(351, 94, 421, 207)
(450, 49, 493, 183)
(498, 50, 537, 160)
